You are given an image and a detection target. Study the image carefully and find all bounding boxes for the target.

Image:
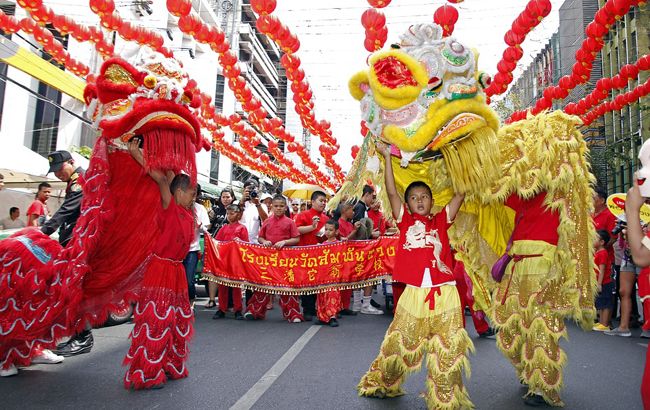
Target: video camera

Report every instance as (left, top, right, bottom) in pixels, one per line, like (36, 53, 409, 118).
(612, 219, 627, 236)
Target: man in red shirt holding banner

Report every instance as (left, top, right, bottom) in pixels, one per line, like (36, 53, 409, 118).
(294, 191, 329, 321)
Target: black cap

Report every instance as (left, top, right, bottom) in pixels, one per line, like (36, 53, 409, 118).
(47, 150, 73, 173)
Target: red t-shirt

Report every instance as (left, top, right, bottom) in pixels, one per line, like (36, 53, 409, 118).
(393, 205, 455, 287)
(259, 214, 299, 244)
(367, 209, 387, 235)
(338, 218, 354, 238)
(295, 208, 328, 245)
(215, 222, 249, 242)
(505, 193, 559, 245)
(593, 207, 617, 268)
(153, 200, 195, 261)
(594, 248, 612, 285)
(27, 199, 48, 221)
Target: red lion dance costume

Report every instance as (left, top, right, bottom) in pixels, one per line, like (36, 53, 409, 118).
(0, 47, 208, 389)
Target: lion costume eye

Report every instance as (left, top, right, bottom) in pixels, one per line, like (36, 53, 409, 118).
(372, 56, 419, 89)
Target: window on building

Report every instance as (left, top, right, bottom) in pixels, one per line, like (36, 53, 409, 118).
(630, 29, 637, 62)
(209, 148, 220, 184)
(31, 81, 62, 156)
(215, 74, 225, 111)
(31, 25, 67, 157)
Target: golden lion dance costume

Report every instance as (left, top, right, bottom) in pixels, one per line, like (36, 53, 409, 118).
(0, 47, 207, 389)
(333, 23, 595, 408)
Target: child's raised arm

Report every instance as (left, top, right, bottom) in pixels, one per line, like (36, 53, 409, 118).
(128, 138, 172, 209)
(377, 142, 402, 220)
(447, 192, 465, 222)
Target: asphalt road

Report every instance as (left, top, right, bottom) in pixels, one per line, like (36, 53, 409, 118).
(0, 294, 646, 410)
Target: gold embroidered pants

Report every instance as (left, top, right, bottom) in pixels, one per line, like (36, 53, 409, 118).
(358, 284, 474, 410)
(492, 240, 566, 407)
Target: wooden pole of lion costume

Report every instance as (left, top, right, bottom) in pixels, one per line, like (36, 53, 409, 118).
(335, 23, 596, 409)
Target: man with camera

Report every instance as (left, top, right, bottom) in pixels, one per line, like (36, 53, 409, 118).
(623, 178, 650, 409)
(240, 179, 268, 244)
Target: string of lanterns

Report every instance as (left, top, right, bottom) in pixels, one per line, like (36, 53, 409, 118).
(508, 0, 644, 123)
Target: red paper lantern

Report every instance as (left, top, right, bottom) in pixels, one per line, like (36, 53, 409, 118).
(434, 5, 459, 36)
(585, 21, 608, 38)
(638, 55, 650, 70)
(504, 31, 525, 47)
(89, 0, 115, 16)
(250, 0, 277, 16)
(167, 0, 192, 17)
(367, 0, 391, 7)
(178, 14, 202, 35)
(503, 45, 524, 62)
(611, 0, 632, 18)
(351, 145, 360, 159)
(497, 60, 516, 74)
(361, 9, 386, 30)
(620, 64, 639, 79)
(595, 9, 615, 27)
(100, 14, 122, 31)
(558, 75, 575, 90)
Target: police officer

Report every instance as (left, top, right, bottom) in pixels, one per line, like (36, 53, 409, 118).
(43, 150, 94, 357)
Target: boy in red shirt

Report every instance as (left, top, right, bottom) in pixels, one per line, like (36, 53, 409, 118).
(245, 195, 304, 323)
(26, 182, 51, 226)
(213, 204, 248, 320)
(294, 191, 329, 320)
(123, 138, 195, 390)
(316, 219, 343, 327)
(593, 230, 613, 331)
(358, 143, 473, 409)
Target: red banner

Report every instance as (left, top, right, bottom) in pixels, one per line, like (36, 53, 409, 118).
(202, 235, 398, 295)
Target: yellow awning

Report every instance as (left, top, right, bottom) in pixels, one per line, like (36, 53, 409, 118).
(0, 36, 85, 101)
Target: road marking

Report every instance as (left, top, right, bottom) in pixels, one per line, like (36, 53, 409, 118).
(230, 325, 321, 410)
(638, 343, 648, 348)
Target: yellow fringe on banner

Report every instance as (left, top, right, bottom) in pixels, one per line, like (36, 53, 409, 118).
(200, 273, 389, 296)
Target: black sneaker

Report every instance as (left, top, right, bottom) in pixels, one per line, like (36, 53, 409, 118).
(244, 311, 256, 321)
(523, 393, 550, 407)
(479, 328, 496, 339)
(328, 318, 339, 327)
(234, 311, 244, 320)
(370, 299, 381, 309)
(339, 309, 357, 316)
(53, 330, 93, 357)
(303, 313, 314, 321)
(212, 311, 225, 320)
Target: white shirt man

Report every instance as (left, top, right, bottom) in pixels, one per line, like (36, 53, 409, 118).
(190, 202, 211, 252)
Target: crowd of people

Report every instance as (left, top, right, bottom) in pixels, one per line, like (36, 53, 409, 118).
(193, 178, 397, 325)
(592, 188, 650, 338)
(2, 149, 649, 406)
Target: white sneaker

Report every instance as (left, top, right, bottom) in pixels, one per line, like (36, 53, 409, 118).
(31, 349, 64, 365)
(352, 302, 362, 312)
(291, 317, 302, 323)
(641, 330, 650, 339)
(361, 305, 384, 315)
(0, 364, 18, 377)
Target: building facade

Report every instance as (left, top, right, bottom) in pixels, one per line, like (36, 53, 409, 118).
(0, 0, 305, 198)
(599, 1, 650, 193)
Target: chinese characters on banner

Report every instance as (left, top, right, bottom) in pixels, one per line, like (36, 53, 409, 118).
(202, 235, 398, 294)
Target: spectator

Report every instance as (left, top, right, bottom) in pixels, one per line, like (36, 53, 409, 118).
(594, 230, 614, 332)
(206, 187, 236, 308)
(317, 219, 342, 327)
(213, 204, 248, 320)
(353, 184, 376, 221)
(592, 188, 617, 281)
(260, 193, 273, 210)
(209, 187, 236, 236)
(300, 203, 307, 212)
(183, 184, 211, 303)
(240, 179, 268, 243)
(44, 150, 93, 358)
(0, 207, 26, 230)
(352, 185, 384, 314)
(246, 195, 303, 322)
(295, 191, 329, 321)
(290, 199, 300, 219)
(622, 179, 650, 408)
(27, 182, 51, 226)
